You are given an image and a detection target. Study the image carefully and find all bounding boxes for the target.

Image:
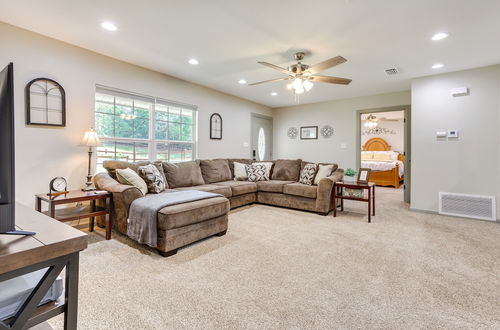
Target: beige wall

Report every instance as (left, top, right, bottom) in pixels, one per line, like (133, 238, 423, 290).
(272, 91, 411, 169)
(411, 65, 500, 218)
(0, 22, 271, 206)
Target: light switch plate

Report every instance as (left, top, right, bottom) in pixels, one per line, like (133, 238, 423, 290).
(447, 130, 459, 138)
(340, 143, 347, 149)
(436, 131, 447, 137)
(243, 142, 249, 147)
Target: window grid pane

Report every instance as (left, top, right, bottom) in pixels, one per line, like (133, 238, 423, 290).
(95, 88, 196, 165)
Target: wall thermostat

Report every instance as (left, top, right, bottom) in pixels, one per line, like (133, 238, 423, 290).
(447, 130, 459, 138)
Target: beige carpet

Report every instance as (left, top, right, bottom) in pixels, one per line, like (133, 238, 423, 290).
(48, 188, 500, 329)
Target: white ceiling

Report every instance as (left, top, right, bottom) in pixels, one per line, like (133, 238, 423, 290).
(1, 0, 500, 108)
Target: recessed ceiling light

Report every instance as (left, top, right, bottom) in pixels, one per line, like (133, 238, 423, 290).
(431, 32, 449, 41)
(432, 63, 444, 69)
(188, 58, 199, 65)
(100, 21, 117, 31)
(271, 92, 278, 96)
(238, 79, 247, 85)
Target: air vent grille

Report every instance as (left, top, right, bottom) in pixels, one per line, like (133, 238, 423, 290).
(438, 192, 496, 221)
(385, 68, 399, 75)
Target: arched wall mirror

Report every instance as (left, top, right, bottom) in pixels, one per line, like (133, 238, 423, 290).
(210, 113, 222, 139)
(25, 78, 66, 127)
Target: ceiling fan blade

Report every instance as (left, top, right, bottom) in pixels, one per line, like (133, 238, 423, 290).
(306, 56, 347, 74)
(309, 75, 352, 85)
(258, 62, 295, 76)
(248, 77, 289, 86)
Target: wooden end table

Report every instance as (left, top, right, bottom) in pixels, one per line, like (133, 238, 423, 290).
(332, 181, 375, 222)
(35, 190, 113, 239)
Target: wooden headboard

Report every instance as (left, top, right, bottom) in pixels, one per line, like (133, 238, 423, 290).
(363, 137, 391, 151)
(362, 137, 404, 161)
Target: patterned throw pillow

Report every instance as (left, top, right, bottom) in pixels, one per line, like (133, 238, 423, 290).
(299, 163, 318, 185)
(245, 164, 269, 182)
(137, 164, 167, 193)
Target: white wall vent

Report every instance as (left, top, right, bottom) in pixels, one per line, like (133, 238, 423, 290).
(438, 192, 496, 221)
(385, 68, 399, 75)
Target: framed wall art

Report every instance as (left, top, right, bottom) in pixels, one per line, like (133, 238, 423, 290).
(210, 113, 222, 139)
(300, 126, 318, 140)
(25, 78, 66, 127)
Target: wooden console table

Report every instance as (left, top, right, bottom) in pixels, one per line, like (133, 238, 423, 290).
(332, 181, 375, 222)
(0, 203, 87, 329)
(35, 190, 113, 240)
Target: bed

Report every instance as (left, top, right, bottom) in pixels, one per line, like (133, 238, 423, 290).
(361, 137, 404, 188)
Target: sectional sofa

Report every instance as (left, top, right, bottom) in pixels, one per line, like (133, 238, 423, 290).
(94, 158, 343, 256)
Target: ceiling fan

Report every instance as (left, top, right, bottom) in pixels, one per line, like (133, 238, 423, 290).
(249, 52, 352, 94)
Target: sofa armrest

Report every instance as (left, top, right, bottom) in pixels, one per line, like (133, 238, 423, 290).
(94, 172, 143, 234)
(315, 169, 344, 214)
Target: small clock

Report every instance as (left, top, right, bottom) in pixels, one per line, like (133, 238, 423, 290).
(49, 177, 68, 196)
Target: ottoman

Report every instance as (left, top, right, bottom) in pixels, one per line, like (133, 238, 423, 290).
(156, 196, 229, 257)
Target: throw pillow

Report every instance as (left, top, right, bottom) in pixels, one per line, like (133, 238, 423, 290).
(245, 164, 269, 182)
(299, 163, 318, 185)
(116, 168, 148, 195)
(233, 161, 248, 181)
(313, 164, 334, 185)
(252, 162, 273, 178)
(137, 164, 167, 193)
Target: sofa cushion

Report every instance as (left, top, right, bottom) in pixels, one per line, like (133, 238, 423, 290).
(283, 182, 317, 199)
(157, 197, 229, 230)
(246, 164, 269, 182)
(252, 162, 274, 178)
(103, 160, 151, 179)
(213, 180, 257, 196)
(115, 168, 148, 195)
(162, 160, 205, 188)
(175, 184, 232, 198)
(314, 164, 335, 185)
(137, 164, 168, 193)
(271, 159, 302, 181)
(228, 159, 253, 177)
(200, 159, 232, 183)
(233, 161, 248, 181)
(299, 163, 318, 186)
(301, 161, 338, 173)
(256, 180, 294, 193)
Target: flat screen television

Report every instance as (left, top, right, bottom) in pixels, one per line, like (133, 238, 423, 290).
(0, 63, 34, 235)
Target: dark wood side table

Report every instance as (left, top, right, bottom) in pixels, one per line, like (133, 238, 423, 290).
(332, 181, 375, 222)
(0, 203, 87, 330)
(35, 190, 113, 240)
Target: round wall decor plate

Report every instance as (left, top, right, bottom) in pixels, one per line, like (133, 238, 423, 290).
(287, 127, 298, 139)
(321, 125, 334, 138)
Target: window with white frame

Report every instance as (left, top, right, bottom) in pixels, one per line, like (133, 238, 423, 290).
(94, 86, 197, 170)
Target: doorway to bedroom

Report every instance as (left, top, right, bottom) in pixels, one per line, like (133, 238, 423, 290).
(356, 106, 411, 203)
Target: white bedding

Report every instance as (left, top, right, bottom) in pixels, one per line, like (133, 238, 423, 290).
(361, 160, 404, 177)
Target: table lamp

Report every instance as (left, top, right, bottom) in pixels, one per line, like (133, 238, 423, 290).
(80, 128, 101, 191)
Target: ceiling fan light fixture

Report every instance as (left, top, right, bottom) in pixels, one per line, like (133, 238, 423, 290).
(294, 84, 305, 94)
(286, 83, 292, 90)
(303, 79, 314, 91)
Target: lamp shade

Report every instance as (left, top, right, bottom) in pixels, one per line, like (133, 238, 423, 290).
(80, 129, 101, 147)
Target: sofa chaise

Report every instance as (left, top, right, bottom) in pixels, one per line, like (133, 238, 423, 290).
(94, 158, 343, 256)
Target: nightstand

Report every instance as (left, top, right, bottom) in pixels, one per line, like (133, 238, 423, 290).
(35, 190, 113, 239)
